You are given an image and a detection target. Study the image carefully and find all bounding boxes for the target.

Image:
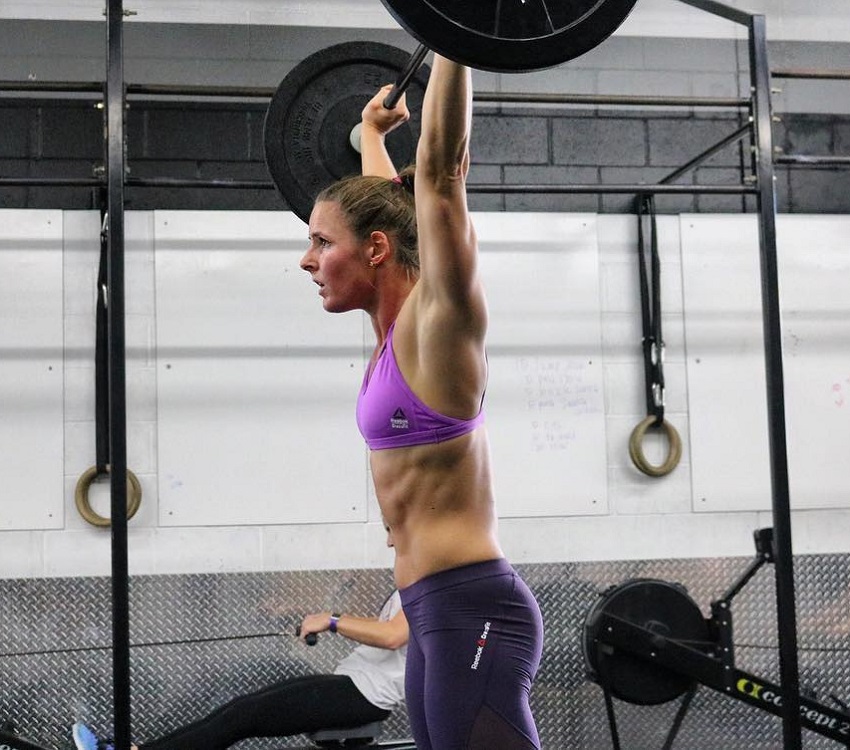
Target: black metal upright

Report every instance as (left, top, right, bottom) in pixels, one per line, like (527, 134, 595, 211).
(677, 2, 801, 747)
(748, 13, 802, 749)
(105, 0, 132, 747)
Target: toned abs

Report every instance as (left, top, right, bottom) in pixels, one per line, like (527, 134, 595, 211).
(370, 427, 503, 588)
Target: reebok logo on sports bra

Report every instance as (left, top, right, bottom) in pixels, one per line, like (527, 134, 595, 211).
(356, 322, 484, 451)
(390, 408, 409, 430)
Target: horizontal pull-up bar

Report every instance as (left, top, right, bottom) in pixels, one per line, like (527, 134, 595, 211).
(772, 68, 850, 81)
(776, 154, 850, 166)
(0, 175, 758, 195)
(0, 79, 751, 110)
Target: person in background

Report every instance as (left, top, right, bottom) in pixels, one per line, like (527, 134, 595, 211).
(72, 531, 407, 750)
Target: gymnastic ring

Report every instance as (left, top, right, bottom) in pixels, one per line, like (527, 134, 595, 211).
(628, 415, 682, 478)
(74, 465, 142, 527)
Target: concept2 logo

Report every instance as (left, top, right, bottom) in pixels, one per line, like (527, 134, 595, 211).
(736, 679, 850, 735)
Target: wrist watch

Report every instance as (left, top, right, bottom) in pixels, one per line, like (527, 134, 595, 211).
(329, 613, 341, 633)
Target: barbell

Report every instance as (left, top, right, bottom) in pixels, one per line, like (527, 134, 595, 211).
(264, 0, 640, 221)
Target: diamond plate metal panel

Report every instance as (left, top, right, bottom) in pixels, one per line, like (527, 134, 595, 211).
(2, 556, 850, 749)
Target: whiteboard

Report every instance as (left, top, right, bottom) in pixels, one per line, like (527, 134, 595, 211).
(478, 213, 607, 516)
(154, 211, 368, 526)
(682, 214, 850, 512)
(0, 210, 64, 530)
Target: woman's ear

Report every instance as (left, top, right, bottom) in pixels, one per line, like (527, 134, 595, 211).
(369, 230, 391, 267)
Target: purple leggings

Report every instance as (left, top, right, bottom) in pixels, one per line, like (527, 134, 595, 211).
(400, 559, 543, 750)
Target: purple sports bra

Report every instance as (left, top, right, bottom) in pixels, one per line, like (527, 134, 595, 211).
(356, 322, 485, 451)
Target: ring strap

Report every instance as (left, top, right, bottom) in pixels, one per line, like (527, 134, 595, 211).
(96, 204, 110, 474)
(637, 193, 665, 425)
(630, 194, 681, 477)
(75, 201, 142, 527)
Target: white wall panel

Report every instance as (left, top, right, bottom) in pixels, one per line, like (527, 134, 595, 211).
(682, 214, 850, 514)
(154, 211, 368, 527)
(681, 215, 772, 512)
(0, 210, 64, 530)
(479, 213, 608, 516)
(778, 215, 850, 510)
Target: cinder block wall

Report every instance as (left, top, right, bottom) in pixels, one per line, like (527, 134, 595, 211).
(1, 20, 849, 214)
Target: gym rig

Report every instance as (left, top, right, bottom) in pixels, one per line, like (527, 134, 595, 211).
(3, 0, 848, 747)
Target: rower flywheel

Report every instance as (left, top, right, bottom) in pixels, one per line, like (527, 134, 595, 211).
(583, 578, 711, 705)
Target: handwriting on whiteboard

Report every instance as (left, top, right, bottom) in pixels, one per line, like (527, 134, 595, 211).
(517, 357, 602, 453)
(832, 376, 850, 407)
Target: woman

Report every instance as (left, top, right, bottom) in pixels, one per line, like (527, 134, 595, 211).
(72, 588, 407, 750)
(301, 56, 543, 750)
(72, 530, 407, 750)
